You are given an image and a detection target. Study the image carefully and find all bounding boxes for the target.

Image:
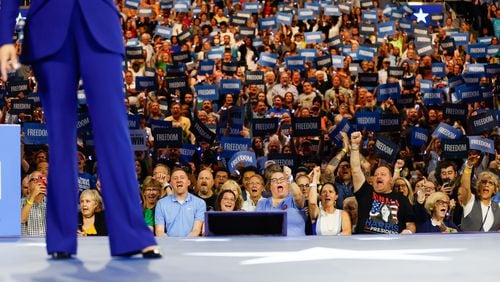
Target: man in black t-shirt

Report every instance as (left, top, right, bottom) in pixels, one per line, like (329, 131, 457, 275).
(350, 132, 416, 234)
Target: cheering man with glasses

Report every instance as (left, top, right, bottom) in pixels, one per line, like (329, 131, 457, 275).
(21, 171, 47, 237)
(256, 168, 306, 236)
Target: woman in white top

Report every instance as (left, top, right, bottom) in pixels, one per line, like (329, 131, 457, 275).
(308, 167, 352, 236)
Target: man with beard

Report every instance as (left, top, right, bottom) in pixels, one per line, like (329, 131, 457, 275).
(435, 160, 464, 226)
(350, 131, 416, 234)
(334, 160, 354, 209)
(196, 169, 216, 211)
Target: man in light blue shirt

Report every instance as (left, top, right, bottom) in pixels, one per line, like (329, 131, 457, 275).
(155, 168, 206, 237)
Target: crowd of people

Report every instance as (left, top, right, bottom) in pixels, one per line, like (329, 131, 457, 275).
(1, 0, 499, 237)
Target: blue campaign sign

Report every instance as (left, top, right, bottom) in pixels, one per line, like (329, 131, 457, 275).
(243, 2, 260, 13)
(258, 52, 278, 68)
(450, 32, 469, 46)
(362, 10, 378, 22)
(448, 76, 464, 89)
(259, 17, 277, 30)
(423, 89, 442, 105)
(150, 119, 172, 131)
(327, 35, 342, 49)
(195, 85, 219, 101)
(377, 83, 400, 101)
(160, 1, 173, 10)
(221, 137, 252, 159)
(153, 127, 182, 148)
(285, 56, 306, 71)
(316, 55, 332, 68)
(411, 127, 429, 147)
(330, 55, 344, 68)
(432, 122, 462, 140)
(22, 122, 48, 145)
(198, 59, 215, 75)
(432, 63, 446, 78)
(378, 21, 396, 37)
(305, 2, 320, 14)
(128, 114, 140, 130)
(276, 12, 293, 26)
(487, 45, 499, 57)
(469, 110, 497, 135)
(338, 3, 351, 14)
(125, 0, 140, 9)
(206, 50, 223, 60)
(468, 136, 495, 154)
(220, 79, 241, 95)
(359, 23, 376, 35)
(0, 125, 21, 236)
(329, 118, 353, 147)
(126, 38, 138, 47)
(360, 0, 374, 9)
(462, 73, 481, 85)
(485, 64, 500, 78)
(478, 36, 493, 45)
(398, 20, 413, 33)
(130, 129, 147, 151)
(180, 143, 198, 165)
(77, 112, 92, 133)
(390, 8, 404, 20)
(298, 48, 317, 59)
(442, 138, 469, 159)
(355, 111, 380, 132)
(467, 43, 487, 58)
(135, 76, 156, 91)
(457, 84, 482, 104)
(324, 5, 341, 16)
(374, 135, 399, 163)
(466, 64, 485, 73)
(228, 151, 257, 174)
(415, 42, 434, 56)
(298, 9, 315, 20)
(174, 1, 189, 12)
(420, 80, 432, 91)
(357, 46, 376, 61)
(304, 32, 323, 44)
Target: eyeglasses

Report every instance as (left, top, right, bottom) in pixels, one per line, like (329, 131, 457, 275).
(248, 182, 262, 186)
(270, 177, 287, 184)
(144, 188, 160, 193)
(29, 176, 46, 183)
(480, 179, 495, 186)
(339, 164, 350, 169)
(298, 183, 310, 189)
(436, 200, 450, 206)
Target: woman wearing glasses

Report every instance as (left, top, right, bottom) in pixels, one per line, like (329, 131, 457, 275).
(417, 192, 458, 233)
(256, 168, 306, 236)
(459, 166, 500, 232)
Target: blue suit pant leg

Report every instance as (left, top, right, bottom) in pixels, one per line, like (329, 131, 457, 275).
(32, 5, 156, 256)
(32, 31, 80, 256)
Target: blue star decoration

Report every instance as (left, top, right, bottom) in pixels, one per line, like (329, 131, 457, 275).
(186, 247, 465, 265)
(408, 3, 443, 27)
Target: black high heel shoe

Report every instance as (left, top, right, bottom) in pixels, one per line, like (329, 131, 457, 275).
(118, 248, 162, 259)
(50, 252, 73, 260)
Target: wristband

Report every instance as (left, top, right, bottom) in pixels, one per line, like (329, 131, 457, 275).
(463, 168, 472, 174)
(26, 199, 34, 206)
(341, 148, 348, 154)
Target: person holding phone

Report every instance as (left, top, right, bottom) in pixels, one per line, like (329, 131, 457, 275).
(21, 170, 47, 237)
(0, 1, 160, 259)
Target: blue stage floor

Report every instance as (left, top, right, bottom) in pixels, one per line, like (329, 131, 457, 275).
(0, 233, 498, 282)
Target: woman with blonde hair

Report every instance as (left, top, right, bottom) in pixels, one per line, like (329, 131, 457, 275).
(218, 179, 244, 211)
(78, 190, 106, 236)
(460, 166, 500, 232)
(417, 192, 458, 233)
(393, 177, 415, 205)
